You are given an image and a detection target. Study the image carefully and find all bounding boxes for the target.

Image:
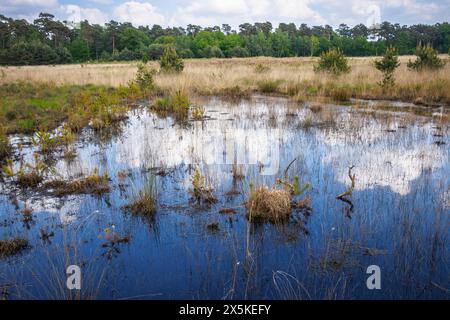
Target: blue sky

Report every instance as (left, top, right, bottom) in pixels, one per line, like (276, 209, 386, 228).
(1, 0, 449, 28)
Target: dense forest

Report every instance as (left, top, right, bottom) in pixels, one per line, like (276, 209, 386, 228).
(1, 13, 449, 65)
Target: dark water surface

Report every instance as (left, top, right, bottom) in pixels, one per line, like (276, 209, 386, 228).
(0, 96, 448, 299)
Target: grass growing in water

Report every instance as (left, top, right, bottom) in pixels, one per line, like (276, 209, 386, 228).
(246, 185, 292, 223)
(0, 81, 143, 135)
(44, 168, 110, 195)
(191, 106, 206, 120)
(150, 89, 190, 118)
(123, 175, 158, 216)
(0, 237, 28, 258)
(190, 168, 217, 205)
(2, 153, 48, 187)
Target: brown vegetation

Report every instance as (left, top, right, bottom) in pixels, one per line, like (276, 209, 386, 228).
(1, 56, 449, 105)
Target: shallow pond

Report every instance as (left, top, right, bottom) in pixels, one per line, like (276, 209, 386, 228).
(0, 96, 449, 299)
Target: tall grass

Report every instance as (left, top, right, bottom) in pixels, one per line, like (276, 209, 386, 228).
(2, 56, 449, 104)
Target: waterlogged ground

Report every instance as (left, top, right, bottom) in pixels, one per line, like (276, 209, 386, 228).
(0, 96, 449, 299)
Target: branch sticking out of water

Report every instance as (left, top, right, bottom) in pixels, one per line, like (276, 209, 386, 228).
(336, 165, 356, 200)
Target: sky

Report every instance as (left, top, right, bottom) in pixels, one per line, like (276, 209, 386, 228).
(1, 0, 449, 28)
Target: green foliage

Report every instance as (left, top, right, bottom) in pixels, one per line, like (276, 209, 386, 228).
(2, 153, 48, 187)
(0, 82, 145, 134)
(407, 43, 445, 71)
(226, 46, 249, 57)
(31, 130, 61, 154)
(314, 48, 350, 75)
(150, 90, 190, 118)
(0, 40, 59, 65)
(375, 46, 400, 89)
(124, 174, 158, 216)
(202, 45, 224, 58)
(69, 38, 90, 62)
(134, 63, 156, 93)
(1, 13, 450, 65)
(159, 46, 184, 73)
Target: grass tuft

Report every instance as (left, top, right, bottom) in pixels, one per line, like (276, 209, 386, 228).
(0, 237, 28, 258)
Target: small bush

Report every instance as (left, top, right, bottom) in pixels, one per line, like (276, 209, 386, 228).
(375, 46, 400, 89)
(407, 43, 445, 71)
(135, 63, 156, 93)
(314, 48, 350, 76)
(159, 47, 184, 73)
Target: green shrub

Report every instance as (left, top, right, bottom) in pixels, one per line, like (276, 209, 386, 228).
(201, 45, 225, 58)
(159, 47, 184, 73)
(407, 43, 445, 71)
(314, 48, 350, 75)
(150, 90, 190, 118)
(134, 63, 156, 93)
(375, 46, 400, 89)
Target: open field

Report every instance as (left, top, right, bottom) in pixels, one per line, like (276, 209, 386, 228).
(2, 56, 450, 105)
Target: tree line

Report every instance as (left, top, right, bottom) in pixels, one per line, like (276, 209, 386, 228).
(1, 13, 449, 65)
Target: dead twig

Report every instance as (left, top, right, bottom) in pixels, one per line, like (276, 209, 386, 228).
(336, 165, 355, 199)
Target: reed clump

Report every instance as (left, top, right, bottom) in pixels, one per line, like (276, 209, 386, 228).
(246, 159, 311, 223)
(246, 185, 292, 223)
(190, 168, 217, 205)
(2, 153, 48, 187)
(123, 176, 157, 216)
(191, 105, 206, 120)
(0, 237, 28, 258)
(150, 89, 190, 118)
(44, 168, 110, 195)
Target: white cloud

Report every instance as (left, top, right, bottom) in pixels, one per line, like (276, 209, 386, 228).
(170, 0, 326, 27)
(1, 0, 58, 6)
(113, 1, 166, 26)
(63, 4, 108, 24)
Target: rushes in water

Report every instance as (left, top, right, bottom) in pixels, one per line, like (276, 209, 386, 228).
(150, 89, 190, 119)
(123, 174, 158, 216)
(191, 106, 206, 120)
(0, 237, 28, 258)
(190, 167, 217, 205)
(246, 159, 311, 224)
(2, 153, 48, 187)
(246, 185, 292, 223)
(44, 168, 110, 195)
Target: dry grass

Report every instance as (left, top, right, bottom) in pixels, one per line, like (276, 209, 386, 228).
(44, 169, 110, 196)
(0, 238, 28, 258)
(1, 56, 449, 104)
(246, 186, 292, 223)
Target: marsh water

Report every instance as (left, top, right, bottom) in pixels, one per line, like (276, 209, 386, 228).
(0, 96, 449, 299)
